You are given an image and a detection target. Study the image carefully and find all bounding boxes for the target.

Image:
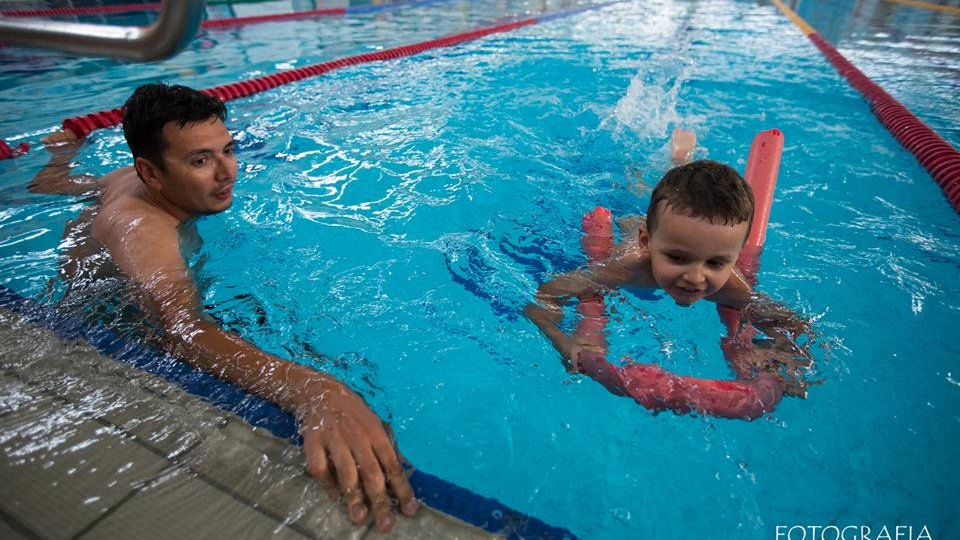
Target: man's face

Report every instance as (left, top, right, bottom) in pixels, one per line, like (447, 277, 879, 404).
(150, 118, 237, 217)
(641, 204, 749, 306)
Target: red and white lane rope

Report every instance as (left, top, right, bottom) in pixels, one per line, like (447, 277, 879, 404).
(0, 1, 624, 160)
(771, 0, 960, 212)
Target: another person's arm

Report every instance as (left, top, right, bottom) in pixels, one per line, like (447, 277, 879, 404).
(98, 212, 417, 532)
(29, 129, 99, 196)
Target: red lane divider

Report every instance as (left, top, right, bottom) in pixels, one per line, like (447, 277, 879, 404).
(61, 19, 537, 138)
(199, 7, 346, 29)
(2, 4, 420, 29)
(1, 3, 162, 17)
(2, 1, 624, 160)
(0, 139, 29, 160)
(807, 34, 960, 212)
(1, 4, 363, 29)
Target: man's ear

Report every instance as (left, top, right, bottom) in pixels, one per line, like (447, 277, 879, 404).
(135, 156, 163, 190)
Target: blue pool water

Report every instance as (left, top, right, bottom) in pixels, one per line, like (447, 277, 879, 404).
(1, 1, 958, 539)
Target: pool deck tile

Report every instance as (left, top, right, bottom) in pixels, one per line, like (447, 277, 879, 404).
(0, 308, 500, 539)
(0, 514, 36, 540)
(0, 375, 171, 540)
(76, 466, 316, 540)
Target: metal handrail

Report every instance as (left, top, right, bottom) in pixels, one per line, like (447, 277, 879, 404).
(0, 1, 207, 61)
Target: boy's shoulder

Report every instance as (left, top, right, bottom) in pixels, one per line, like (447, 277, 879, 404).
(707, 269, 753, 309)
(601, 244, 655, 291)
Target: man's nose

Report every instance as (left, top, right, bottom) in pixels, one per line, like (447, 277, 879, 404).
(215, 154, 236, 182)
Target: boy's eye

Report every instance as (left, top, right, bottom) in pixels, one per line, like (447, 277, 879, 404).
(707, 260, 727, 268)
(666, 254, 686, 263)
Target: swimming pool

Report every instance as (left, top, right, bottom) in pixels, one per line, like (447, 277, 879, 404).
(1, 0, 958, 538)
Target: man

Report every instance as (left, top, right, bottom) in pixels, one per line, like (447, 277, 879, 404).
(30, 84, 417, 532)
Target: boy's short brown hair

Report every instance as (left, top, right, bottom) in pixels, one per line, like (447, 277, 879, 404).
(646, 160, 755, 237)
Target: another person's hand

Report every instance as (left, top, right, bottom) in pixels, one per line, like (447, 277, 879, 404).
(298, 379, 419, 532)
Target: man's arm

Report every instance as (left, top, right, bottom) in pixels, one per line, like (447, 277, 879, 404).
(29, 129, 99, 196)
(97, 211, 417, 532)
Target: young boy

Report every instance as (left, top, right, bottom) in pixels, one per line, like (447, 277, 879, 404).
(524, 160, 811, 419)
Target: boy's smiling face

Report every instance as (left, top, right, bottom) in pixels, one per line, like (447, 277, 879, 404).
(640, 203, 749, 306)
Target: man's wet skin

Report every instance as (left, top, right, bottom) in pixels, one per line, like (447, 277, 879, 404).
(33, 88, 419, 532)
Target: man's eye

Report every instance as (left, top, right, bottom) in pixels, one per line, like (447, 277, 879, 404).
(192, 158, 207, 166)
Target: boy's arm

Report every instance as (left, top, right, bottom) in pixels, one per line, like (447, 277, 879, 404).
(711, 273, 813, 365)
(100, 212, 417, 531)
(29, 129, 100, 196)
(742, 292, 812, 348)
(524, 256, 635, 364)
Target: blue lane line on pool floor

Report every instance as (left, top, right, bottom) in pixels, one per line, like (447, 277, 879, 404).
(0, 285, 576, 540)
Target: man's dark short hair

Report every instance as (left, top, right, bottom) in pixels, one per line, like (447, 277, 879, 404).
(122, 84, 226, 169)
(646, 160, 755, 237)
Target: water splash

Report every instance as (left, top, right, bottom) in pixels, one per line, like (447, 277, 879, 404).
(603, 47, 694, 143)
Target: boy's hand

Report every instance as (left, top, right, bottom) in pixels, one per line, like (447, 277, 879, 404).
(299, 380, 419, 533)
(723, 335, 813, 398)
(743, 295, 814, 352)
(562, 337, 606, 373)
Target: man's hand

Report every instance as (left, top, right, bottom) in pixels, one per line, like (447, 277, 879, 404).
(299, 379, 419, 533)
(30, 128, 96, 195)
(41, 128, 81, 152)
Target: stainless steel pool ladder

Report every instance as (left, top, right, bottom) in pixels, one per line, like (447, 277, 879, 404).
(0, 1, 207, 61)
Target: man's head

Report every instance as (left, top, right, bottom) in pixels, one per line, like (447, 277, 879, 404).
(123, 84, 236, 219)
(123, 84, 227, 166)
(640, 160, 755, 306)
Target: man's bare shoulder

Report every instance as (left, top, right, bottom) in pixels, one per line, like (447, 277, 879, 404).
(98, 166, 137, 188)
(92, 172, 178, 246)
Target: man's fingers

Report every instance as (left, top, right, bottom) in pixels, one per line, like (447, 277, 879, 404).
(328, 438, 367, 524)
(302, 430, 339, 499)
(352, 436, 394, 532)
(373, 438, 419, 517)
(41, 129, 80, 147)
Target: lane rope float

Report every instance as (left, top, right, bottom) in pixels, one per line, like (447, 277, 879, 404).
(770, 0, 960, 212)
(0, 1, 626, 159)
